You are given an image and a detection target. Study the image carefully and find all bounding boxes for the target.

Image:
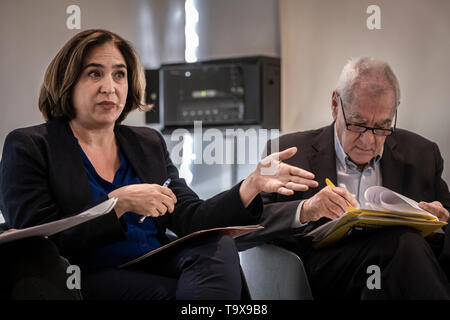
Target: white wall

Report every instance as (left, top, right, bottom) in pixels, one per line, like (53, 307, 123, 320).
(195, 0, 280, 60)
(280, 0, 450, 183)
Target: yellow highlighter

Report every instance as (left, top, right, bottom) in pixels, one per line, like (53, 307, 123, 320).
(325, 178, 356, 211)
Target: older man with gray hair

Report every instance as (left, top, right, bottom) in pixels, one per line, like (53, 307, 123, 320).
(237, 57, 450, 299)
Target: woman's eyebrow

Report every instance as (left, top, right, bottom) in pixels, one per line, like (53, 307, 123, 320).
(83, 63, 127, 69)
(113, 63, 127, 69)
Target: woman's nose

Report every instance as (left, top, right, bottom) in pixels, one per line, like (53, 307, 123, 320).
(99, 75, 115, 95)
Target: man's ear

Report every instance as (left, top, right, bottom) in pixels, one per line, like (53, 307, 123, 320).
(331, 91, 339, 121)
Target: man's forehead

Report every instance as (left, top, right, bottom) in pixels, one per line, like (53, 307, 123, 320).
(350, 83, 395, 105)
(352, 80, 396, 103)
(346, 92, 396, 124)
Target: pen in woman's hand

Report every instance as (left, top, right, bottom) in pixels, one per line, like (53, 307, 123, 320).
(139, 178, 172, 223)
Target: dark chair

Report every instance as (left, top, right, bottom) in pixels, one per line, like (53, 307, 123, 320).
(239, 243, 313, 300)
(0, 221, 82, 299)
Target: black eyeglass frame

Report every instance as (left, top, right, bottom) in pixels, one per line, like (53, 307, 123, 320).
(338, 94, 397, 136)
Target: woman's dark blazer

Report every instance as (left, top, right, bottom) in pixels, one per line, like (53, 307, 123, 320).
(0, 119, 262, 263)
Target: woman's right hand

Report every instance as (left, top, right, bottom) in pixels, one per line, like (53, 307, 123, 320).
(108, 184, 177, 219)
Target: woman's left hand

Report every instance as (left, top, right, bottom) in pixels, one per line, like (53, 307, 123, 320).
(239, 147, 318, 207)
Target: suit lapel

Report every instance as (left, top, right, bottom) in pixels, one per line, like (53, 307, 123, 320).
(46, 119, 93, 213)
(114, 126, 166, 185)
(308, 124, 337, 189)
(114, 126, 170, 236)
(381, 133, 405, 194)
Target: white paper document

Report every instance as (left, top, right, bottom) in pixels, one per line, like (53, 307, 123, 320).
(304, 186, 441, 243)
(363, 186, 437, 219)
(0, 197, 117, 245)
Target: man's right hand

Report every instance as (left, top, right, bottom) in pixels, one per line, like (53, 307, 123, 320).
(300, 185, 359, 223)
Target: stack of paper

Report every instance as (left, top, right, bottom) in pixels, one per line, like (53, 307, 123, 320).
(0, 198, 117, 245)
(305, 187, 446, 248)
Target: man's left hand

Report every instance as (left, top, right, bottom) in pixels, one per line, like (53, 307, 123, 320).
(418, 201, 449, 222)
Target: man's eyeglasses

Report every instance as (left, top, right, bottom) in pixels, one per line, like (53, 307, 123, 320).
(338, 95, 397, 136)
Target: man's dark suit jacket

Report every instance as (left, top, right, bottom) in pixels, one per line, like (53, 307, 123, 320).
(237, 123, 450, 260)
(0, 119, 262, 265)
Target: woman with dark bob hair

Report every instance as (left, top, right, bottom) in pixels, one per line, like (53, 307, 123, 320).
(0, 29, 318, 300)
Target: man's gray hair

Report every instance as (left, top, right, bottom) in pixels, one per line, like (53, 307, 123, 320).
(336, 57, 400, 109)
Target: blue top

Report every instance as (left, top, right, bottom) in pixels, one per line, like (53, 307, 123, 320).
(77, 143, 162, 269)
